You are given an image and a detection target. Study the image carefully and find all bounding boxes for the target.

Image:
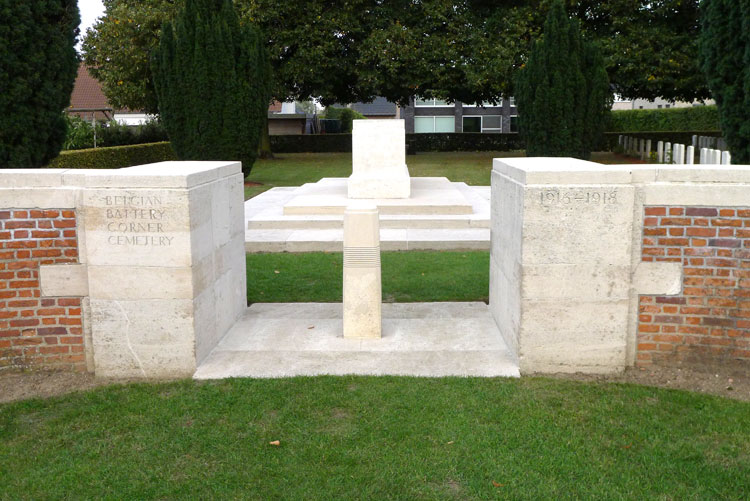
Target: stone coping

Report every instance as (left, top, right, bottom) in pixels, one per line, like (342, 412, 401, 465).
(493, 158, 750, 185)
(0, 161, 241, 189)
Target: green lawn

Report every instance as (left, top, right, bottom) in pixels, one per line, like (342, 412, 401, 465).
(247, 251, 489, 304)
(1, 377, 748, 499)
(245, 151, 637, 199)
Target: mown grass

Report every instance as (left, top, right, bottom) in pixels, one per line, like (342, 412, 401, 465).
(1, 376, 748, 499)
(244, 151, 637, 199)
(247, 251, 489, 304)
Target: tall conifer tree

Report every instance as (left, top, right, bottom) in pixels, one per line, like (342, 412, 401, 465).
(0, 0, 80, 168)
(152, 0, 270, 177)
(699, 0, 750, 164)
(515, 0, 610, 159)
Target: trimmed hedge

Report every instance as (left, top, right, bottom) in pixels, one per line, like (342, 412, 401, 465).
(46, 142, 177, 169)
(608, 106, 720, 132)
(270, 134, 351, 153)
(406, 133, 524, 153)
(269, 133, 524, 154)
(601, 131, 723, 150)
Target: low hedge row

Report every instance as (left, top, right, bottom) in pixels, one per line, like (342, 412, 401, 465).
(46, 142, 177, 169)
(608, 106, 720, 133)
(269, 133, 525, 153)
(270, 134, 351, 153)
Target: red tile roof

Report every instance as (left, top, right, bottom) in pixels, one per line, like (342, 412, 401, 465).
(68, 65, 113, 120)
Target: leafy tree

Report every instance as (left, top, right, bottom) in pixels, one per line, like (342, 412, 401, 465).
(699, 0, 750, 163)
(514, 0, 610, 159)
(151, 0, 270, 177)
(0, 0, 80, 168)
(83, 0, 707, 118)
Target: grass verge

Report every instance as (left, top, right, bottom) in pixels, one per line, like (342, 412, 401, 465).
(1, 377, 748, 499)
(247, 251, 489, 304)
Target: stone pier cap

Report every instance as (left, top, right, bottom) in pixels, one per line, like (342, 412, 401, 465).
(492, 157, 750, 184)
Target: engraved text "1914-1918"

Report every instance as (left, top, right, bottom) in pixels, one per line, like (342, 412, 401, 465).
(540, 190, 618, 205)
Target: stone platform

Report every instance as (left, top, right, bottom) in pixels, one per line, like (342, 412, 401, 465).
(193, 302, 519, 379)
(246, 178, 490, 252)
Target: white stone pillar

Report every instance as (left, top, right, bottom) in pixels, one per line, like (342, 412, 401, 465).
(712, 149, 721, 164)
(349, 120, 410, 199)
(700, 147, 708, 164)
(692, 135, 698, 148)
(664, 142, 672, 163)
(657, 141, 664, 163)
(686, 145, 695, 164)
(343, 203, 381, 339)
(722, 151, 732, 165)
(82, 162, 247, 378)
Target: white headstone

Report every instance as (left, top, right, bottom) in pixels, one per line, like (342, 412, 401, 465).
(686, 145, 695, 164)
(343, 203, 382, 339)
(657, 141, 664, 163)
(721, 151, 732, 165)
(645, 139, 652, 161)
(349, 119, 410, 199)
(665, 142, 672, 163)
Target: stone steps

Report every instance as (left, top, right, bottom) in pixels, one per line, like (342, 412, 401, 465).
(244, 180, 491, 252)
(245, 227, 490, 252)
(193, 302, 519, 379)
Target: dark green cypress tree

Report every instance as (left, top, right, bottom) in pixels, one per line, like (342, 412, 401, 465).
(0, 0, 80, 168)
(699, 1, 750, 164)
(514, 0, 610, 160)
(152, 0, 271, 178)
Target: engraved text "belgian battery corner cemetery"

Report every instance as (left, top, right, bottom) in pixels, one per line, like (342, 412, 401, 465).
(102, 195, 174, 247)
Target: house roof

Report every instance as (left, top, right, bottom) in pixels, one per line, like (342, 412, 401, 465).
(69, 65, 111, 112)
(347, 97, 398, 116)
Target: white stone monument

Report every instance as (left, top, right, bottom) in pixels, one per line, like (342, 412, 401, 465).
(686, 145, 695, 164)
(343, 203, 382, 339)
(348, 119, 410, 199)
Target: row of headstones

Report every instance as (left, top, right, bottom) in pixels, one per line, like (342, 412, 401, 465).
(618, 135, 732, 165)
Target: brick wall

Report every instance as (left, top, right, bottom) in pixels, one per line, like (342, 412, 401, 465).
(0, 209, 85, 370)
(638, 206, 750, 367)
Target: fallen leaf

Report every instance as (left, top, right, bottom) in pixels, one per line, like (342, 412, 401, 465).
(269, 440, 280, 446)
(492, 481, 504, 487)
(307, 326, 315, 330)
(623, 444, 632, 449)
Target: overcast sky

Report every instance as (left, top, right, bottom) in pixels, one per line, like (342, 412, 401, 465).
(79, 0, 105, 37)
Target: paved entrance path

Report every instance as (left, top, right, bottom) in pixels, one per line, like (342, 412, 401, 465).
(194, 302, 519, 379)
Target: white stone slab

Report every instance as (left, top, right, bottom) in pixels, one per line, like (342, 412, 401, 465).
(284, 177, 473, 215)
(349, 119, 410, 198)
(193, 302, 519, 379)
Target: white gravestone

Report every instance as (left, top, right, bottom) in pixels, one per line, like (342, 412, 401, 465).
(686, 145, 695, 164)
(343, 203, 382, 339)
(349, 119, 410, 199)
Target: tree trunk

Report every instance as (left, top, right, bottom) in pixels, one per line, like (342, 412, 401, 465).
(258, 114, 274, 159)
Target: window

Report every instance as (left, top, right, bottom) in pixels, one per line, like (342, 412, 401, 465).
(462, 115, 503, 133)
(463, 116, 481, 132)
(665, 104, 671, 108)
(462, 99, 502, 108)
(639, 106, 644, 109)
(415, 116, 455, 133)
(657, 105, 663, 109)
(509, 96, 516, 107)
(510, 115, 518, 133)
(415, 98, 450, 107)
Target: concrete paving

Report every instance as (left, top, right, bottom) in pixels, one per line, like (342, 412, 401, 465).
(245, 178, 491, 252)
(193, 302, 519, 379)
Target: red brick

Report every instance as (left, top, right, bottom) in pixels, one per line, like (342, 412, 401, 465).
(31, 249, 62, 258)
(39, 345, 69, 355)
(37, 327, 67, 336)
(644, 228, 667, 236)
(685, 207, 717, 217)
(37, 308, 66, 316)
(5, 221, 34, 230)
(712, 218, 743, 227)
(30, 230, 59, 239)
(661, 217, 691, 226)
(12, 211, 28, 218)
(668, 227, 685, 236)
(59, 317, 82, 326)
(639, 324, 660, 333)
(645, 207, 666, 216)
(686, 227, 716, 237)
(669, 207, 685, 216)
(658, 238, 690, 246)
(0, 211, 10, 219)
(10, 318, 39, 327)
(638, 343, 657, 351)
(61, 210, 75, 218)
(719, 209, 736, 217)
(718, 228, 735, 237)
(58, 298, 81, 306)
